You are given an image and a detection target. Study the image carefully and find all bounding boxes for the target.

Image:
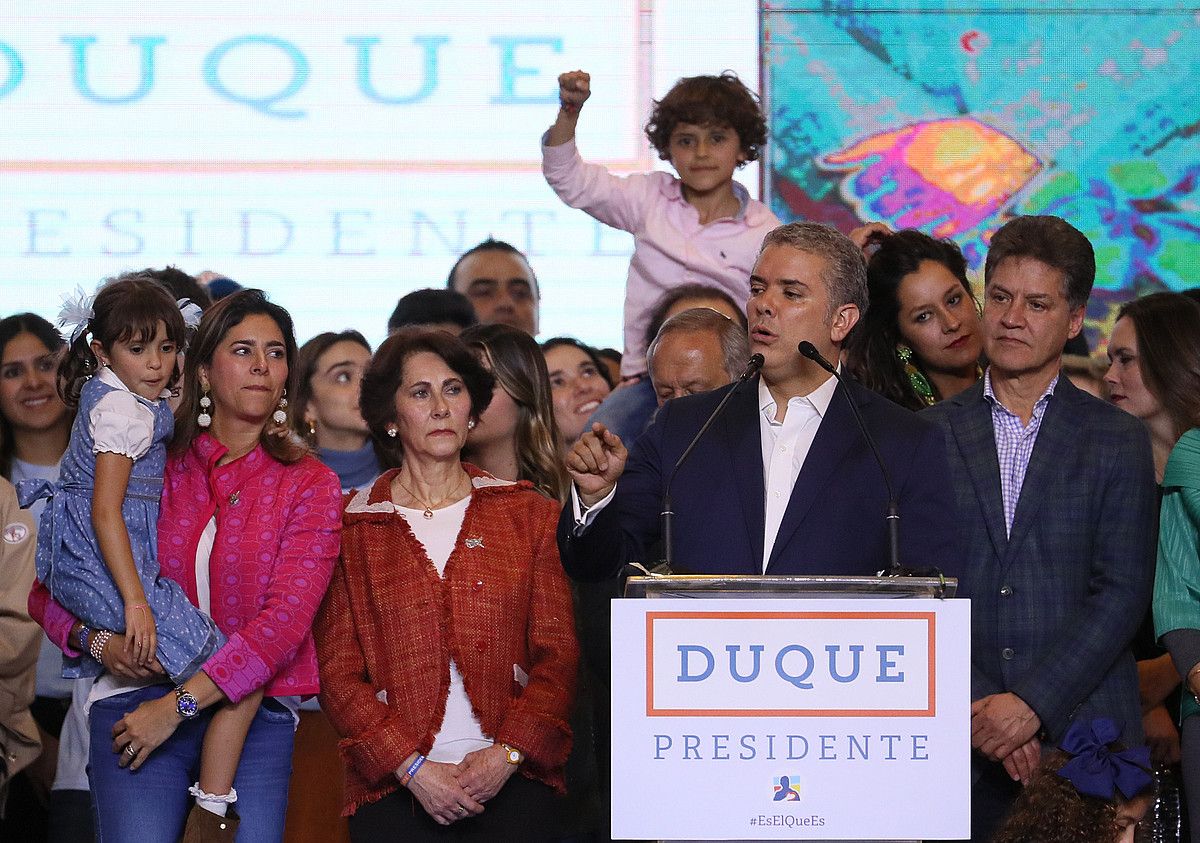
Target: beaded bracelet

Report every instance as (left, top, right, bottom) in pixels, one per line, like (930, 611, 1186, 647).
(89, 630, 113, 663)
(399, 754, 426, 787)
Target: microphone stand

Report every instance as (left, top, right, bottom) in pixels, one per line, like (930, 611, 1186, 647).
(797, 341, 904, 576)
(660, 354, 764, 569)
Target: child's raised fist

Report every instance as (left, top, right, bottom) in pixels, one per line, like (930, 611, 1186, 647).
(558, 70, 591, 114)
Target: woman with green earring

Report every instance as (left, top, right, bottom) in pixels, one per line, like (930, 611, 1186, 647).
(846, 229, 983, 410)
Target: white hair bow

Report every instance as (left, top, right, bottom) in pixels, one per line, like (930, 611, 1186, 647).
(177, 298, 203, 330)
(57, 286, 95, 346)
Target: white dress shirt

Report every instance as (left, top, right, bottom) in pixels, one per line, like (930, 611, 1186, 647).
(757, 375, 838, 571)
(571, 372, 839, 572)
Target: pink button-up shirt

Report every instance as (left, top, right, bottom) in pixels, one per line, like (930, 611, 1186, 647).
(542, 137, 780, 376)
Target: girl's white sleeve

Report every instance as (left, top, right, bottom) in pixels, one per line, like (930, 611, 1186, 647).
(89, 392, 156, 461)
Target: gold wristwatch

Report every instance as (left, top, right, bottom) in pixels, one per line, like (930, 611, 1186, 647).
(501, 743, 523, 765)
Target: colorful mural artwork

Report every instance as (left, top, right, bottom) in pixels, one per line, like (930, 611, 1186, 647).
(762, 0, 1200, 343)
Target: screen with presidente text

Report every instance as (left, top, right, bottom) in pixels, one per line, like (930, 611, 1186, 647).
(0, 0, 758, 349)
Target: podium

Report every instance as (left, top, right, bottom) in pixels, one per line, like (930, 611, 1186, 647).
(623, 573, 956, 600)
(609, 573, 969, 840)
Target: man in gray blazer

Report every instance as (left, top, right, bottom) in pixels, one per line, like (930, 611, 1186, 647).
(923, 216, 1157, 841)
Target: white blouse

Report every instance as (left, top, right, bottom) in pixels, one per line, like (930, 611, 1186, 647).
(89, 366, 163, 460)
(391, 497, 492, 764)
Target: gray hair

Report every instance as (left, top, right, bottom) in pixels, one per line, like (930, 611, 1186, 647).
(647, 307, 752, 382)
(759, 222, 869, 319)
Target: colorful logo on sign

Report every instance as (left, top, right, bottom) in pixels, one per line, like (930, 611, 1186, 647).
(772, 775, 802, 802)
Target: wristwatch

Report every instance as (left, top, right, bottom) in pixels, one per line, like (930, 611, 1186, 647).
(501, 743, 523, 765)
(174, 686, 199, 719)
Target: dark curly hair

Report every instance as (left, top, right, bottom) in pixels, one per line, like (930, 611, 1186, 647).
(644, 71, 767, 165)
(992, 748, 1151, 843)
(845, 229, 975, 411)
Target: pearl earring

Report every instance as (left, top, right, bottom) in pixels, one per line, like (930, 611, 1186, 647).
(273, 389, 288, 426)
(198, 390, 212, 428)
(386, 425, 398, 438)
(467, 419, 476, 430)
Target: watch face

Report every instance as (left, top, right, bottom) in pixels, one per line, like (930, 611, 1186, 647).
(506, 748, 521, 764)
(176, 691, 199, 718)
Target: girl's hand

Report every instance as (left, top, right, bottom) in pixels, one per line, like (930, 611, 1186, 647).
(123, 602, 157, 666)
(111, 692, 181, 771)
(558, 70, 591, 113)
(101, 633, 164, 680)
(405, 759, 484, 825)
(454, 744, 517, 804)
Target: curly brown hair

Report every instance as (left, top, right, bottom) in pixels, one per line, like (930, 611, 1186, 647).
(991, 749, 1148, 843)
(644, 71, 767, 164)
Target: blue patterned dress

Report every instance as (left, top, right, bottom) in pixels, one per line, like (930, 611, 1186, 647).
(19, 367, 222, 683)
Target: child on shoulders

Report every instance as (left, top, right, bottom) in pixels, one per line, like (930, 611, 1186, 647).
(543, 69, 780, 378)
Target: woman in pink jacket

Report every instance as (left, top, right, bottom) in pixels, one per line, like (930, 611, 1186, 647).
(32, 290, 342, 842)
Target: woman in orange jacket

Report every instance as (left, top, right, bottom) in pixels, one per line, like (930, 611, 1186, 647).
(314, 328, 578, 842)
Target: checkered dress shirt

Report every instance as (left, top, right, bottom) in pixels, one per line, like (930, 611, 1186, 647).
(983, 368, 1060, 536)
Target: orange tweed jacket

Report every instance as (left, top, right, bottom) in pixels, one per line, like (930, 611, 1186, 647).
(314, 466, 579, 815)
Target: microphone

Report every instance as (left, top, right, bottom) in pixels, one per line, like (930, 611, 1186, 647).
(660, 354, 764, 569)
(797, 341, 903, 575)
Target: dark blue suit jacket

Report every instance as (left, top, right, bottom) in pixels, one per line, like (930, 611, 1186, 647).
(558, 375, 962, 580)
(923, 376, 1157, 744)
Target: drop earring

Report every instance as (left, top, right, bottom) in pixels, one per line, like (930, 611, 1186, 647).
(273, 389, 288, 426)
(198, 389, 212, 428)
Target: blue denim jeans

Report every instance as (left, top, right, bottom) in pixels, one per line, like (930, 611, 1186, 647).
(88, 684, 295, 843)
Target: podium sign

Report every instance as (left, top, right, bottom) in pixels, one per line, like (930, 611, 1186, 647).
(610, 598, 970, 840)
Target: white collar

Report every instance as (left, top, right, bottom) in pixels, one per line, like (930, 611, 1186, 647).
(96, 365, 171, 403)
(757, 370, 839, 423)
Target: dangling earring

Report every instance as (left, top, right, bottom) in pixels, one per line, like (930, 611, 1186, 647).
(306, 419, 317, 438)
(198, 389, 212, 428)
(386, 424, 398, 438)
(273, 389, 288, 426)
(896, 345, 936, 407)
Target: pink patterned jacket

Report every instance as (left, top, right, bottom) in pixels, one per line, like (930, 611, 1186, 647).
(32, 433, 342, 702)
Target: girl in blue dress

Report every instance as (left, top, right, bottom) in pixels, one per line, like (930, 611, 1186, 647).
(28, 273, 262, 838)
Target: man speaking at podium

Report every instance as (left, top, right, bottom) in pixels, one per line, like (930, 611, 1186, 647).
(557, 222, 960, 581)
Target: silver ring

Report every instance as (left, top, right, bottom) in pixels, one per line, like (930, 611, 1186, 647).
(124, 743, 139, 758)
(456, 806, 466, 815)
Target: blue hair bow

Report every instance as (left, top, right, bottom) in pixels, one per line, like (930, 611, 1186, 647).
(1056, 718, 1152, 800)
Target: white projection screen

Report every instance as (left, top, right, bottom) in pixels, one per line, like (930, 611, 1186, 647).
(0, 1, 759, 350)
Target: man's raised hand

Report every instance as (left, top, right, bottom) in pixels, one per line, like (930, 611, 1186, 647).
(566, 422, 627, 507)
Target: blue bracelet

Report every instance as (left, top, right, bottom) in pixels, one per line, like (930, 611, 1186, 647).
(400, 754, 426, 786)
(78, 625, 92, 655)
